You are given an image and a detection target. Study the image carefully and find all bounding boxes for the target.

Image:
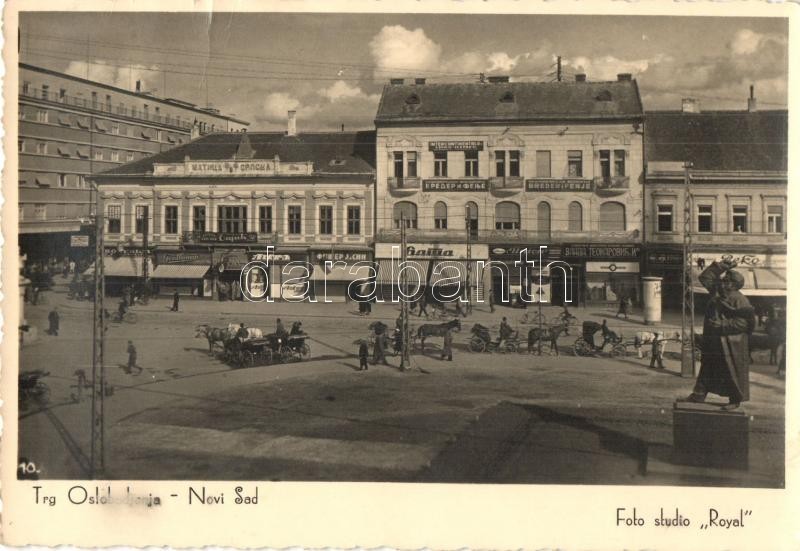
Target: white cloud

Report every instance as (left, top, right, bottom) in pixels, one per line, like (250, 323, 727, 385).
(369, 25, 442, 76)
(487, 52, 521, 73)
(567, 54, 657, 81)
(262, 92, 300, 121)
(64, 59, 159, 91)
(320, 80, 366, 102)
(731, 29, 762, 55)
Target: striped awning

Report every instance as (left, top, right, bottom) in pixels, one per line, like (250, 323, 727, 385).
(75, 116, 90, 129)
(95, 119, 108, 132)
(310, 263, 372, 282)
(692, 267, 786, 297)
(84, 257, 153, 277)
(375, 259, 430, 285)
(57, 145, 73, 157)
(151, 264, 209, 279)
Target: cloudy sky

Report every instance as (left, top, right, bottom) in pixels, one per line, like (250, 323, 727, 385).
(20, 12, 788, 131)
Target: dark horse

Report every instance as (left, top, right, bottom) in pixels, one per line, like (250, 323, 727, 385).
(195, 324, 235, 354)
(527, 322, 569, 355)
(416, 318, 461, 351)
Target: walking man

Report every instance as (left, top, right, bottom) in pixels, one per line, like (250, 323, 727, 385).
(126, 340, 141, 375)
(171, 290, 180, 312)
(358, 340, 369, 371)
(616, 293, 629, 319)
(683, 259, 755, 411)
(649, 331, 665, 369)
(489, 291, 495, 313)
(417, 294, 428, 318)
(47, 308, 60, 336)
(441, 329, 453, 361)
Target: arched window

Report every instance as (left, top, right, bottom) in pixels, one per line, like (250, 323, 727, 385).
(434, 201, 447, 229)
(393, 201, 417, 229)
(568, 201, 583, 232)
(599, 202, 626, 231)
(537, 201, 551, 235)
(465, 201, 479, 238)
(495, 201, 520, 230)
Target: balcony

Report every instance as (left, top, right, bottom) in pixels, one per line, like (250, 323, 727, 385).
(376, 228, 641, 244)
(693, 232, 786, 246)
(593, 176, 630, 196)
(387, 177, 421, 196)
(489, 176, 524, 196)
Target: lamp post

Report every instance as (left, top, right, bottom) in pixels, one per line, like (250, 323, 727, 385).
(90, 182, 105, 478)
(681, 162, 696, 377)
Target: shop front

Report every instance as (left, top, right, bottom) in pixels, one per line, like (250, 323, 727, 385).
(151, 250, 212, 297)
(84, 246, 153, 297)
(309, 249, 373, 303)
(249, 249, 310, 301)
(561, 243, 642, 305)
(488, 245, 552, 306)
(373, 243, 488, 302)
(212, 248, 250, 300)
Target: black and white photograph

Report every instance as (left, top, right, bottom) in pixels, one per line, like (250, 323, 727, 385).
(4, 5, 797, 547)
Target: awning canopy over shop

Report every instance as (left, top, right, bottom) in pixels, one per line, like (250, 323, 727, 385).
(311, 263, 372, 282)
(375, 259, 430, 285)
(692, 267, 786, 297)
(375, 259, 485, 286)
(150, 264, 210, 279)
(84, 257, 153, 277)
(430, 260, 484, 286)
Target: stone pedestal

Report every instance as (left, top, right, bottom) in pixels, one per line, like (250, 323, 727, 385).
(673, 401, 748, 470)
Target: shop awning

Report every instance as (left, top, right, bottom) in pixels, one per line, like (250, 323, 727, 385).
(430, 260, 485, 286)
(376, 259, 430, 285)
(151, 264, 210, 279)
(84, 257, 153, 277)
(311, 263, 372, 282)
(692, 267, 786, 297)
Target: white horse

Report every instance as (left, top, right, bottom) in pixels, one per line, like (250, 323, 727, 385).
(634, 330, 681, 358)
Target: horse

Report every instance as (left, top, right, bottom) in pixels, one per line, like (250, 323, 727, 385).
(633, 331, 682, 358)
(195, 324, 235, 354)
(749, 317, 786, 365)
(527, 322, 569, 355)
(416, 318, 461, 352)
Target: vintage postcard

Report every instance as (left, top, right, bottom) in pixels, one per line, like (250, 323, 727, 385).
(1, 0, 798, 548)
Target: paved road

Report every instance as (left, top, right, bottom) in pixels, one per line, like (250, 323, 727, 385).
(17, 283, 785, 486)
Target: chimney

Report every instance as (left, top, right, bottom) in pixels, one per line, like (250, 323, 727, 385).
(617, 73, 632, 81)
(748, 84, 757, 112)
(390, 78, 404, 85)
(575, 73, 587, 82)
(681, 97, 700, 113)
(287, 110, 297, 137)
(415, 77, 426, 85)
(135, 80, 141, 93)
(488, 75, 510, 83)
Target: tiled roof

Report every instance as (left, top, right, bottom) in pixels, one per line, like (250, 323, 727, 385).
(375, 80, 644, 123)
(99, 130, 377, 177)
(645, 110, 788, 172)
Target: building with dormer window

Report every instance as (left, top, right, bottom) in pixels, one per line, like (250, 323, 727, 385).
(374, 75, 645, 305)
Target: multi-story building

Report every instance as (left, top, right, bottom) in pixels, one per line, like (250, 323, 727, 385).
(92, 114, 376, 301)
(374, 75, 645, 305)
(18, 62, 249, 264)
(643, 95, 787, 311)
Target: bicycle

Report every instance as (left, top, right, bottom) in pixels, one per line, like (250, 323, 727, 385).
(112, 310, 138, 324)
(520, 310, 547, 325)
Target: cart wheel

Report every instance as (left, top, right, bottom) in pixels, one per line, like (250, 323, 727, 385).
(505, 342, 518, 354)
(280, 348, 293, 363)
(573, 338, 591, 356)
(300, 343, 311, 358)
(611, 343, 627, 358)
(243, 352, 256, 368)
(469, 337, 486, 353)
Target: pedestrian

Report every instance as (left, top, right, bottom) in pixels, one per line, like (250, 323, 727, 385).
(358, 340, 369, 371)
(455, 298, 464, 317)
(417, 295, 428, 318)
(47, 308, 60, 336)
(171, 290, 180, 312)
(616, 293, 629, 319)
(126, 340, 141, 374)
(683, 259, 755, 411)
(69, 259, 76, 275)
(649, 331, 665, 369)
(498, 316, 513, 349)
(276, 318, 288, 339)
(580, 281, 589, 308)
(489, 291, 495, 313)
(373, 331, 388, 365)
(236, 322, 249, 342)
(441, 329, 453, 361)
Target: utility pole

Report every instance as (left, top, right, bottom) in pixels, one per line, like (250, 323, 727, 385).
(91, 186, 105, 478)
(465, 205, 472, 312)
(400, 213, 410, 371)
(141, 206, 149, 293)
(681, 162, 696, 377)
(557, 56, 562, 82)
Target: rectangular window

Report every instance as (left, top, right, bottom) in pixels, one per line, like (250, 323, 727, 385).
(464, 150, 479, 177)
(164, 206, 178, 234)
(657, 204, 673, 232)
(288, 206, 302, 235)
(193, 206, 206, 232)
(600, 150, 611, 180)
(434, 151, 448, 177)
(536, 150, 551, 178)
(614, 150, 626, 176)
(22, 81, 30, 95)
(568, 150, 583, 177)
(59, 88, 66, 102)
(259, 206, 272, 234)
(347, 206, 361, 235)
(94, 150, 103, 161)
(36, 110, 48, 123)
(732, 205, 748, 233)
(697, 205, 713, 233)
(35, 204, 47, 220)
(393, 152, 404, 178)
(58, 174, 67, 188)
(217, 206, 247, 233)
(36, 142, 47, 155)
(127, 152, 135, 162)
(495, 151, 506, 177)
(107, 205, 121, 233)
(105, 95, 112, 111)
(319, 205, 333, 235)
(509, 150, 520, 177)
(111, 151, 120, 162)
(406, 151, 417, 178)
(91, 92, 98, 109)
(767, 205, 784, 233)
(41, 85, 49, 101)
(111, 123, 119, 135)
(135, 206, 148, 234)
(79, 176, 86, 188)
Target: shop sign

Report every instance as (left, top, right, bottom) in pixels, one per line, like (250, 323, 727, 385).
(70, 235, 90, 247)
(213, 249, 249, 272)
(313, 251, 369, 263)
(375, 243, 489, 260)
(525, 179, 594, 192)
(692, 252, 785, 269)
(183, 231, 258, 244)
(428, 141, 483, 152)
(562, 244, 641, 260)
(586, 261, 640, 273)
(154, 159, 315, 177)
(103, 246, 148, 257)
(422, 179, 489, 192)
(490, 245, 550, 261)
(249, 252, 299, 263)
(156, 252, 211, 265)
(647, 251, 684, 266)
